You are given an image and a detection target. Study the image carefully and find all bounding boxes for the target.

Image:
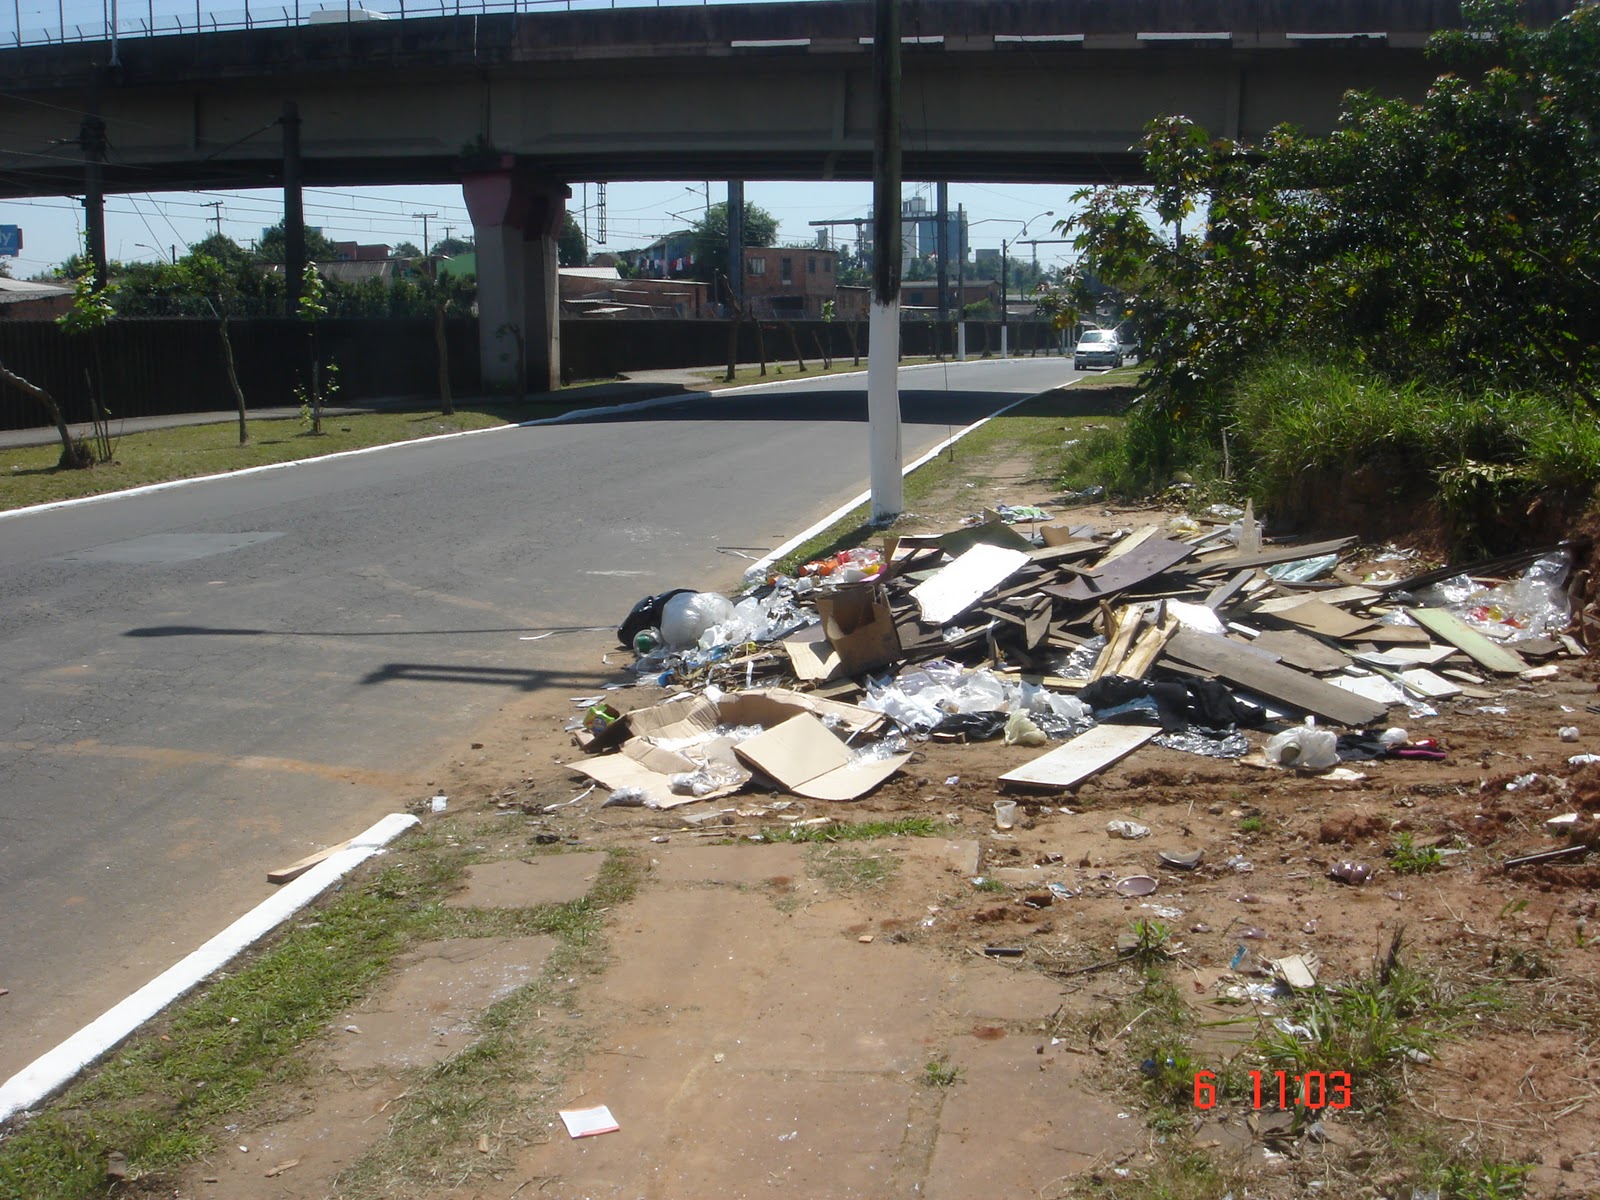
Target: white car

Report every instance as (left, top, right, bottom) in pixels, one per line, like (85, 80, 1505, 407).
(1073, 329, 1123, 370)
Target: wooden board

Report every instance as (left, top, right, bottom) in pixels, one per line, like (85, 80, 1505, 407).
(1353, 645, 1458, 669)
(1251, 629, 1353, 674)
(1098, 525, 1160, 566)
(1043, 536, 1194, 604)
(1163, 629, 1390, 726)
(1026, 539, 1101, 566)
(1353, 624, 1434, 646)
(1406, 607, 1530, 675)
(999, 724, 1159, 791)
(1260, 598, 1375, 640)
(1398, 667, 1463, 699)
(1204, 569, 1258, 612)
(911, 544, 1030, 625)
(268, 839, 353, 885)
(1254, 586, 1380, 614)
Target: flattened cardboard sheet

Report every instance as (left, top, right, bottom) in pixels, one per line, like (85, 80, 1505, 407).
(999, 724, 1159, 790)
(733, 712, 910, 801)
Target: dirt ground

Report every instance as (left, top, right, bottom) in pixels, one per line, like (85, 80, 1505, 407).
(166, 452, 1600, 1200)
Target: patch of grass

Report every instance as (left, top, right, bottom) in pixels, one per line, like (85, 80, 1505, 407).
(1437, 1156, 1532, 1199)
(972, 876, 1008, 893)
(922, 1058, 963, 1089)
(1249, 958, 1446, 1111)
(1073, 1149, 1250, 1200)
(760, 815, 947, 843)
(0, 405, 549, 512)
(1237, 815, 1263, 834)
(806, 845, 899, 894)
(0, 838, 641, 1200)
(1389, 831, 1444, 875)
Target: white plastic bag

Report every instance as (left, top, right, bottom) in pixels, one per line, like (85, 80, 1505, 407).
(1264, 721, 1339, 770)
(660, 592, 736, 649)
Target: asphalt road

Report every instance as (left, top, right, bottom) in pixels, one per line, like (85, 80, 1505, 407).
(0, 356, 1083, 1082)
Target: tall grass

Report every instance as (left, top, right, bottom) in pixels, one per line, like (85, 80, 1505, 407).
(1060, 353, 1600, 544)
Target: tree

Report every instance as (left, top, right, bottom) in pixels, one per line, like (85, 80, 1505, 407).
(431, 235, 473, 258)
(391, 240, 423, 259)
(1067, 0, 1600, 406)
(688, 201, 778, 281)
(256, 222, 340, 264)
(187, 234, 251, 268)
(558, 212, 586, 268)
(0, 258, 11, 279)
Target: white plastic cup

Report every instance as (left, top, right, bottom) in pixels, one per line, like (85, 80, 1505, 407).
(993, 800, 1017, 830)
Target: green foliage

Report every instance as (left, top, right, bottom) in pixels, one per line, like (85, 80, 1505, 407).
(1389, 832, 1444, 875)
(688, 200, 779, 281)
(1061, 1, 1600, 514)
(54, 268, 114, 336)
(558, 211, 587, 268)
(256, 221, 340, 264)
(922, 1058, 963, 1088)
(1438, 1155, 1531, 1198)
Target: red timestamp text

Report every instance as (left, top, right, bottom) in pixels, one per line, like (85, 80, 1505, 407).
(1191, 1069, 1353, 1111)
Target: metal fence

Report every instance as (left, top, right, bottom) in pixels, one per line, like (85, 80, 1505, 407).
(5, 0, 828, 50)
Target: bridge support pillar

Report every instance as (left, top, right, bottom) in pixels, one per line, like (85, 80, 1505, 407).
(463, 166, 568, 394)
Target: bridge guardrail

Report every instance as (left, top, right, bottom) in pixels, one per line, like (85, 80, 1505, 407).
(6, 0, 820, 51)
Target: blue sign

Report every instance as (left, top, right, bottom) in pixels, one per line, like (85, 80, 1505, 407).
(0, 226, 21, 257)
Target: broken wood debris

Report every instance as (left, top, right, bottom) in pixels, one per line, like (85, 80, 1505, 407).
(583, 511, 1585, 808)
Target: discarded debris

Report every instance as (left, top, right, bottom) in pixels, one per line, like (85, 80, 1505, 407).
(559, 1105, 620, 1139)
(1329, 861, 1374, 886)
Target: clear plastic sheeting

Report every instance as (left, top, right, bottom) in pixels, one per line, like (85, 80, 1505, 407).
(1416, 550, 1573, 642)
(1264, 722, 1340, 769)
(1266, 553, 1339, 583)
(668, 762, 745, 797)
(1155, 729, 1251, 758)
(862, 662, 1092, 735)
(1061, 635, 1107, 679)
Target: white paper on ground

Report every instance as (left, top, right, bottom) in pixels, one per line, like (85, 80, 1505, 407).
(560, 1105, 620, 1138)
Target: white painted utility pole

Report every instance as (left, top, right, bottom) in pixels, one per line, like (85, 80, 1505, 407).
(867, 0, 903, 523)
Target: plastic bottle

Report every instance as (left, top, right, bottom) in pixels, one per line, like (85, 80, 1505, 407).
(633, 627, 661, 655)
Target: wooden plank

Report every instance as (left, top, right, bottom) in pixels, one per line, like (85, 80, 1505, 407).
(1121, 617, 1179, 679)
(268, 839, 353, 885)
(1252, 628, 1353, 674)
(1260, 598, 1375, 640)
(1163, 629, 1390, 726)
(1042, 536, 1194, 604)
(1353, 645, 1458, 668)
(1238, 499, 1261, 554)
(1170, 537, 1356, 578)
(1254, 586, 1380, 614)
(1407, 607, 1530, 674)
(1354, 624, 1435, 646)
(1204, 569, 1257, 612)
(999, 724, 1159, 791)
(1398, 667, 1463, 699)
(1026, 539, 1101, 565)
(911, 544, 1031, 625)
(1098, 525, 1160, 566)
(1088, 604, 1143, 682)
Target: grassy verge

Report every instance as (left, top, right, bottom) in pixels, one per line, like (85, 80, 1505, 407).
(1065, 940, 1530, 1200)
(0, 399, 591, 512)
(689, 354, 941, 387)
(0, 822, 643, 1200)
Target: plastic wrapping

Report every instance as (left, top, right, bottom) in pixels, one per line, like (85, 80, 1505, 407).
(1264, 721, 1339, 769)
(1060, 635, 1106, 679)
(1154, 729, 1251, 759)
(1003, 710, 1048, 747)
(850, 733, 912, 765)
(1417, 550, 1573, 642)
(661, 592, 736, 649)
(667, 762, 745, 797)
(1266, 554, 1339, 583)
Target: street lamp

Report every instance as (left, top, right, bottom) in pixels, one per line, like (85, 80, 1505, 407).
(135, 242, 175, 263)
(1000, 210, 1052, 359)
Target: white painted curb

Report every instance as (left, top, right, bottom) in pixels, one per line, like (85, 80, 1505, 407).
(0, 812, 420, 1127)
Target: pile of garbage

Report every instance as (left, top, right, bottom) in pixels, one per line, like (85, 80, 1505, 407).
(574, 504, 1587, 809)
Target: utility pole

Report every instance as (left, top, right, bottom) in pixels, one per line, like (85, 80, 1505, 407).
(935, 181, 949, 326)
(867, 0, 903, 522)
(281, 99, 304, 318)
(203, 199, 223, 237)
(79, 106, 107, 289)
(955, 203, 965, 360)
(412, 210, 438, 256)
(596, 182, 607, 244)
(726, 180, 744, 314)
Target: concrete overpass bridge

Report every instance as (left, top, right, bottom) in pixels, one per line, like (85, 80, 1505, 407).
(0, 0, 1571, 389)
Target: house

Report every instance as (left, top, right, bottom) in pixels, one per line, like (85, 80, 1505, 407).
(560, 267, 712, 318)
(0, 277, 73, 319)
(741, 246, 836, 319)
(899, 279, 999, 314)
(331, 240, 392, 262)
(634, 231, 698, 279)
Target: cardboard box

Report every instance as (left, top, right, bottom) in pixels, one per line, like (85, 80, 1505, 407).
(815, 582, 900, 677)
(572, 688, 893, 807)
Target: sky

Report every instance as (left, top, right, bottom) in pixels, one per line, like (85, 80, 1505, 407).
(0, 179, 1087, 280)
